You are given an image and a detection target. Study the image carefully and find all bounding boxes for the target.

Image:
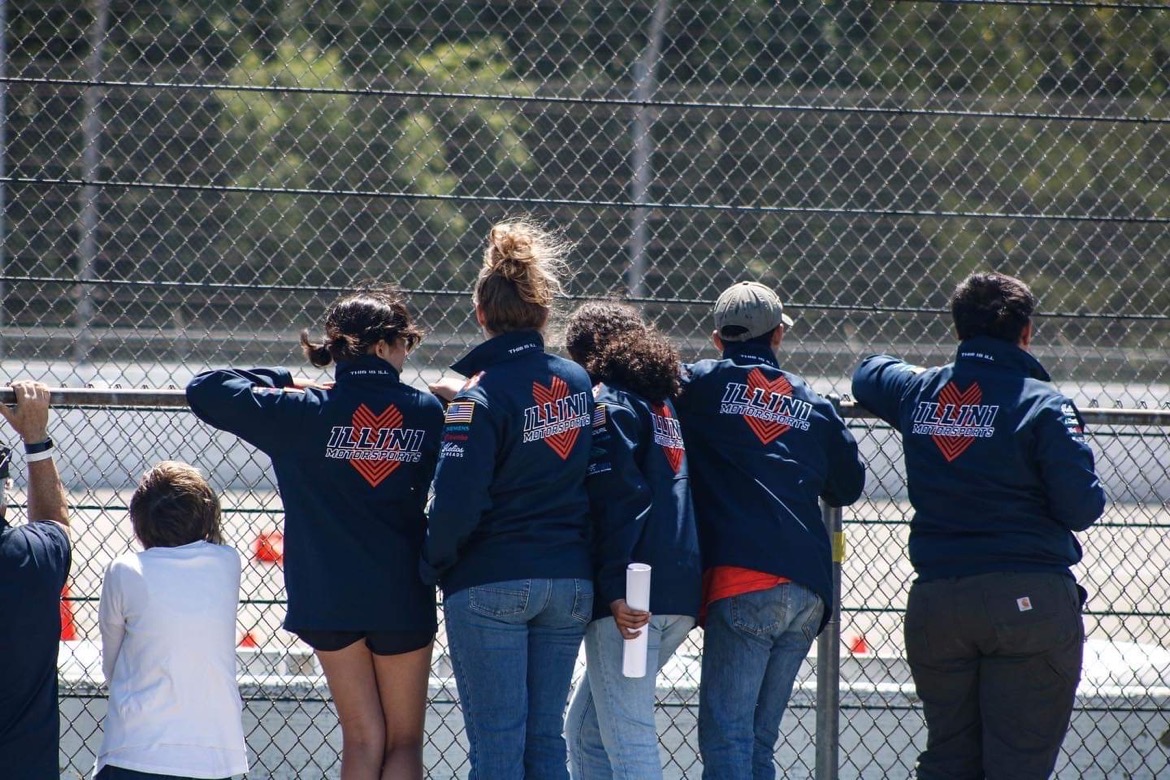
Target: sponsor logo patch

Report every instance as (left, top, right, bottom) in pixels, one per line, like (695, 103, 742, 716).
(1060, 402, 1086, 441)
(252, 386, 304, 395)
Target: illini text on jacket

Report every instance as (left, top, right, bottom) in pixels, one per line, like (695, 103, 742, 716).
(522, 391, 592, 443)
(719, 382, 813, 431)
(326, 425, 427, 462)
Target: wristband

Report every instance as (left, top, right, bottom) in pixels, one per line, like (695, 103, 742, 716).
(25, 449, 54, 462)
(24, 438, 53, 455)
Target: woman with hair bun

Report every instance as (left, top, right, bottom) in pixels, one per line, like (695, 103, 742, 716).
(423, 219, 595, 779)
(187, 286, 444, 780)
(563, 302, 701, 780)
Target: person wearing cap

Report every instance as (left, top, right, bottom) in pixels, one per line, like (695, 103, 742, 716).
(0, 381, 71, 779)
(673, 282, 865, 779)
(851, 272, 1106, 779)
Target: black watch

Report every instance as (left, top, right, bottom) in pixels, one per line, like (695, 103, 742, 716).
(24, 438, 53, 455)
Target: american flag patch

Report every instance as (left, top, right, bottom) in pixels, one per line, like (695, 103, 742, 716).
(445, 401, 475, 424)
(592, 404, 607, 428)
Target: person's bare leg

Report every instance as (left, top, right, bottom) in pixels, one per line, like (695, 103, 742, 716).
(373, 641, 434, 780)
(318, 641, 386, 780)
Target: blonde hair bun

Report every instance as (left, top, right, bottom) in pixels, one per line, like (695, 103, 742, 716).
(475, 219, 571, 331)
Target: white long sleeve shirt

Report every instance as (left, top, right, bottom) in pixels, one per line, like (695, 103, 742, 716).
(96, 541, 248, 779)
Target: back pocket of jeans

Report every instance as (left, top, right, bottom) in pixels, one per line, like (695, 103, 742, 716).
(571, 579, 594, 624)
(468, 581, 531, 617)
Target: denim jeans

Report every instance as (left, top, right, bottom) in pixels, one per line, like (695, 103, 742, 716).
(444, 578, 593, 780)
(698, 583, 823, 780)
(565, 613, 696, 780)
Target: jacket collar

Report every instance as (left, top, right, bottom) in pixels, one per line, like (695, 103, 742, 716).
(335, 354, 401, 383)
(720, 341, 780, 370)
(954, 336, 1050, 381)
(452, 330, 545, 378)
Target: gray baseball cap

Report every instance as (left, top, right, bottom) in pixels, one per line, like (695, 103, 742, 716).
(713, 281, 794, 342)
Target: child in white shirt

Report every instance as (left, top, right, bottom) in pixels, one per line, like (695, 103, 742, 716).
(95, 461, 248, 780)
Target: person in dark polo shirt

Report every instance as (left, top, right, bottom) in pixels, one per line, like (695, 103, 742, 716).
(852, 272, 1106, 779)
(0, 381, 72, 778)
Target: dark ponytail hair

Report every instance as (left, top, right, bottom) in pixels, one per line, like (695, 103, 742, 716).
(565, 302, 681, 403)
(300, 285, 424, 367)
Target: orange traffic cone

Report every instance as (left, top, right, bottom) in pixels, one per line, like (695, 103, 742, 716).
(253, 531, 284, 564)
(60, 584, 76, 641)
(239, 631, 259, 648)
(847, 633, 869, 654)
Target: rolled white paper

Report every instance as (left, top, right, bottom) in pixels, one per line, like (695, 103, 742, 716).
(622, 563, 652, 678)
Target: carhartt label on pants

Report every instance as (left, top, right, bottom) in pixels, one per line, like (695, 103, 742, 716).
(1017, 596, 1033, 611)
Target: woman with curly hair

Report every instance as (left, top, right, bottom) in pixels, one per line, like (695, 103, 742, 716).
(563, 302, 701, 780)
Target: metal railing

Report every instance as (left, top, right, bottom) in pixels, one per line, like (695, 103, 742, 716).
(7, 387, 1162, 778)
(0, 0, 1167, 776)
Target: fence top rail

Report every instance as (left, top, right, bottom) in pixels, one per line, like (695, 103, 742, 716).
(836, 401, 1170, 427)
(3, 387, 1169, 427)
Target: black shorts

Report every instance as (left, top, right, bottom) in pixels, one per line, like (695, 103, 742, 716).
(295, 629, 434, 656)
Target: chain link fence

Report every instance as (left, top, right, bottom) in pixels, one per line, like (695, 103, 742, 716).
(1, 0, 1168, 777)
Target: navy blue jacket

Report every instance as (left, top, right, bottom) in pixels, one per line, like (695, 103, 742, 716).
(187, 356, 444, 633)
(423, 331, 594, 596)
(675, 343, 865, 632)
(851, 336, 1106, 581)
(587, 384, 701, 621)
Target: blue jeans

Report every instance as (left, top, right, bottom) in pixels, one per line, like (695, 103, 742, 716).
(444, 578, 593, 780)
(698, 583, 823, 780)
(565, 614, 696, 780)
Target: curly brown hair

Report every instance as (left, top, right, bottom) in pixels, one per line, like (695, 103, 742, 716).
(300, 284, 424, 367)
(565, 302, 680, 402)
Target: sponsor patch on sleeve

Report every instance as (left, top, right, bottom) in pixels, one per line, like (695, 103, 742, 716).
(251, 386, 303, 396)
(587, 460, 613, 476)
(592, 403, 607, 430)
(1060, 402, 1086, 441)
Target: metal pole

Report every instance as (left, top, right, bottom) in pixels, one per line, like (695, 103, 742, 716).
(0, 0, 8, 360)
(815, 500, 843, 780)
(74, 0, 108, 364)
(626, 0, 669, 297)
